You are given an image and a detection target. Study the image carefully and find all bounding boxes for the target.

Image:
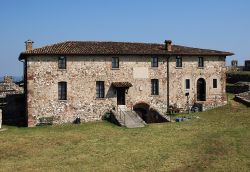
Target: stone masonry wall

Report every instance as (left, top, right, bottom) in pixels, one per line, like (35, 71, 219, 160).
(26, 55, 226, 126)
(169, 56, 227, 110)
(26, 55, 168, 126)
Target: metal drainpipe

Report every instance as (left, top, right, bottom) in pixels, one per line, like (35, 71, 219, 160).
(167, 55, 170, 110)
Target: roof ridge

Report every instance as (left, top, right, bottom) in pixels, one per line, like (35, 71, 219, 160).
(24, 40, 164, 53)
(63, 40, 163, 45)
(19, 40, 234, 60)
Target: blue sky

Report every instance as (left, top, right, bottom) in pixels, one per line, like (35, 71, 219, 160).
(0, 0, 249, 76)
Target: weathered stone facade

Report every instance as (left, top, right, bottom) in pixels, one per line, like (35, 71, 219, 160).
(26, 55, 226, 126)
(26, 55, 168, 126)
(168, 56, 227, 110)
(19, 40, 233, 127)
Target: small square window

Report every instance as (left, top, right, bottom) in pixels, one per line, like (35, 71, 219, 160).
(151, 79, 159, 95)
(96, 81, 105, 98)
(213, 79, 217, 88)
(185, 79, 190, 89)
(58, 56, 66, 69)
(151, 56, 158, 67)
(198, 57, 204, 67)
(176, 56, 182, 67)
(112, 57, 119, 68)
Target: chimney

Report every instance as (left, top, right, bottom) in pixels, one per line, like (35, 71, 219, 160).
(25, 39, 34, 51)
(165, 40, 172, 52)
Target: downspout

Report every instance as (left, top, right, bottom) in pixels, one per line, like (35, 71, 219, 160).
(165, 40, 172, 111)
(167, 55, 170, 110)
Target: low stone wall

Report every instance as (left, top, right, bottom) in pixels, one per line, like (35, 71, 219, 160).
(234, 91, 250, 107)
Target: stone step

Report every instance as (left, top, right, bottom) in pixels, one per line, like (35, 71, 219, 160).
(123, 111, 145, 128)
(111, 109, 146, 128)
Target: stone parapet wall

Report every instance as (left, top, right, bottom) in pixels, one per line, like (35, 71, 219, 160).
(234, 91, 250, 107)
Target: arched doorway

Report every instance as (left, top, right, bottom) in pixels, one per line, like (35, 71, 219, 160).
(197, 78, 206, 101)
(133, 102, 167, 123)
(133, 102, 150, 122)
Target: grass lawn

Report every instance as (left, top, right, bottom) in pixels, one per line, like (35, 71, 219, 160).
(0, 95, 249, 172)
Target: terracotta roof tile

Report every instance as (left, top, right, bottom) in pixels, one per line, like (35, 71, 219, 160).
(19, 41, 234, 60)
(112, 82, 133, 88)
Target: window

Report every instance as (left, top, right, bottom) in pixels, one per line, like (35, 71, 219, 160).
(176, 56, 182, 67)
(213, 79, 217, 88)
(58, 82, 67, 100)
(58, 56, 66, 69)
(151, 79, 159, 95)
(185, 79, 190, 89)
(151, 56, 158, 67)
(112, 57, 119, 68)
(198, 57, 204, 67)
(96, 81, 105, 98)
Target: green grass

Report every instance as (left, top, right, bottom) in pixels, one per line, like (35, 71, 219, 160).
(0, 95, 249, 172)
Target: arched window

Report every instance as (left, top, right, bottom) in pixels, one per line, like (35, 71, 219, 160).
(197, 78, 206, 101)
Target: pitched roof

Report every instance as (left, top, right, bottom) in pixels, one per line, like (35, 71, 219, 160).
(19, 41, 234, 60)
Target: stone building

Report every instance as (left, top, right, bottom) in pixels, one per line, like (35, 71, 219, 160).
(0, 76, 23, 98)
(0, 76, 24, 107)
(230, 60, 238, 71)
(0, 76, 25, 126)
(228, 59, 250, 72)
(19, 40, 233, 127)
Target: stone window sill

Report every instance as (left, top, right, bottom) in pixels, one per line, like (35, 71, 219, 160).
(111, 68, 120, 70)
(95, 98, 106, 100)
(58, 100, 67, 102)
(150, 67, 158, 70)
(196, 101, 206, 103)
(175, 67, 183, 69)
(150, 94, 159, 97)
(198, 67, 204, 69)
(58, 69, 67, 72)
